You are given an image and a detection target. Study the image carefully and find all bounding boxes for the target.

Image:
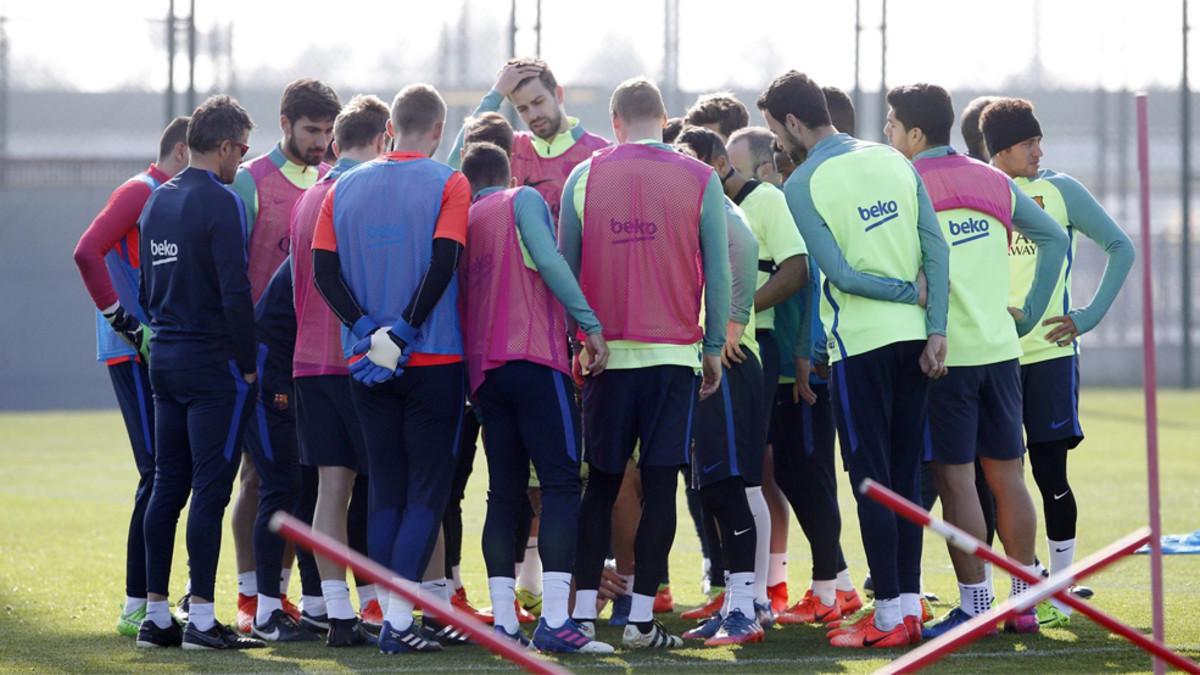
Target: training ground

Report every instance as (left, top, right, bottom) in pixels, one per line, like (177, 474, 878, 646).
(0, 389, 1197, 673)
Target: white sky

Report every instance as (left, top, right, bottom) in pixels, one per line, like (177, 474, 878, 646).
(7, 0, 1193, 94)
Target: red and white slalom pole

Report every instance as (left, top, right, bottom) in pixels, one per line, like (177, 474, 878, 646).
(269, 512, 571, 675)
(1136, 90, 1168, 675)
(860, 479, 1200, 673)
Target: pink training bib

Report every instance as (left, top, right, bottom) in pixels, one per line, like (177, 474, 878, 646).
(462, 188, 570, 394)
(580, 144, 711, 345)
(245, 155, 329, 302)
(913, 151, 1014, 244)
(511, 130, 609, 224)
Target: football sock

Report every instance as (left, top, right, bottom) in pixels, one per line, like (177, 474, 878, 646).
(629, 593, 654, 624)
(123, 596, 147, 616)
(357, 583, 378, 608)
(769, 553, 788, 587)
(384, 590, 414, 631)
(146, 600, 172, 629)
(322, 580, 355, 620)
(959, 581, 992, 617)
(1011, 564, 1039, 598)
(812, 578, 836, 607)
(542, 571, 571, 628)
(745, 486, 771, 604)
(836, 567, 855, 592)
(237, 571, 257, 598)
(280, 568, 292, 596)
(256, 594, 281, 625)
(190, 601, 215, 632)
(727, 571, 755, 618)
(572, 589, 598, 621)
(487, 577, 518, 632)
(874, 597, 901, 631)
(301, 594, 326, 617)
(900, 592, 921, 619)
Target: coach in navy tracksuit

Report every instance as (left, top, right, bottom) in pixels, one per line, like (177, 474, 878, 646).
(136, 95, 264, 651)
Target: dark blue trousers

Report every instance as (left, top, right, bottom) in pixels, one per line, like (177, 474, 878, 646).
(144, 360, 254, 600)
(351, 363, 464, 583)
(108, 358, 156, 598)
(475, 361, 582, 578)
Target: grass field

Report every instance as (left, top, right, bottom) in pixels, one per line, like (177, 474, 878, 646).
(1, 389, 1198, 673)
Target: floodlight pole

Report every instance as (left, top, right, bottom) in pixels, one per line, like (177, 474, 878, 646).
(1183, 0, 1193, 389)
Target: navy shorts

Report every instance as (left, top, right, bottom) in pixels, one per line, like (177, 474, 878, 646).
(692, 352, 766, 489)
(926, 359, 1025, 464)
(1021, 354, 1085, 448)
(295, 375, 368, 473)
(582, 365, 698, 475)
(770, 381, 836, 464)
(757, 330, 780, 436)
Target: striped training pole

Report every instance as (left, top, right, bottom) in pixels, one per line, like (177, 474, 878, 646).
(860, 479, 1200, 673)
(269, 512, 571, 675)
(1136, 90, 1168, 675)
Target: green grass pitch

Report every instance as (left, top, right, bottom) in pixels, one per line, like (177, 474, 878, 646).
(1, 389, 1198, 673)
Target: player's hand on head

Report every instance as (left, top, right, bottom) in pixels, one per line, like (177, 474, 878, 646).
(1042, 314, 1079, 347)
(494, 62, 543, 97)
(920, 334, 948, 380)
(583, 332, 609, 376)
(699, 354, 723, 400)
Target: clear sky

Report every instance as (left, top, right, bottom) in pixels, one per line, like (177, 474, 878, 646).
(6, 0, 1191, 94)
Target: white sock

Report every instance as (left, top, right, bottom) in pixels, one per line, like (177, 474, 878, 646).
(1048, 538, 1076, 576)
(900, 592, 921, 619)
(301, 594, 326, 617)
(357, 583, 378, 607)
(384, 589, 414, 630)
(517, 538, 543, 593)
(237, 571, 257, 598)
(322, 580, 355, 620)
(488, 577, 518, 632)
(280, 568, 292, 596)
(190, 601, 216, 632)
(812, 579, 836, 607)
(146, 600, 171, 629)
(719, 572, 731, 616)
(984, 562, 994, 588)
(421, 578, 451, 607)
(958, 581, 992, 617)
(451, 565, 464, 591)
(124, 596, 146, 615)
(874, 597, 901, 631)
(1011, 563, 1039, 599)
(769, 553, 789, 587)
(184, 578, 192, 594)
(620, 574, 634, 598)
(836, 568, 855, 592)
(745, 486, 771, 603)
(256, 594, 282, 625)
(542, 571, 571, 628)
(572, 589, 598, 621)
(727, 571, 756, 618)
(629, 593, 654, 623)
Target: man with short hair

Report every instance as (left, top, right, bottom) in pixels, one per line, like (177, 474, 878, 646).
(561, 77, 730, 650)
(459, 141, 614, 653)
(759, 70, 950, 648)
(312, 83, 469, 655)
(960, 96, 1000, 161)
(673, 127, 768, 646)
(884, 83, 1067, 638)
(982, 97, 1135, 627)
(136, 95, 264, 650)
(449, 58, 610, 223)
(685, 92, 750, 141)
(228, 78, 342, 632)
(290, 94, 391, 647)
(73, 116, 190, 638)
(728, 127, 783, 184)
(822, 86, 856, 136)
(675, 126, 809, 623)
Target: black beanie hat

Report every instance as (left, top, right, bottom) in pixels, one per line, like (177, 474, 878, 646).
(980, 98, 1042, 157)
